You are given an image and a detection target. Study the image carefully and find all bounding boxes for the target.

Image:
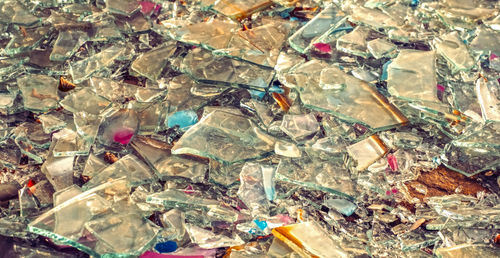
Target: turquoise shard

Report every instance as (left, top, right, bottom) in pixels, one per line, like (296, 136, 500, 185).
(171, 110, 275, 164)
(324, 198, 357, 216)
(166, 110, 199, 130)
(17, 74, 59, 113)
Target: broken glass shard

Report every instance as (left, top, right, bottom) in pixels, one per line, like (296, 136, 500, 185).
(131, 43, 177, 81)
(387, 50, 438, 103)
(0, 1, 40, 26)
(17, 74, 59, 113)
(60, 88, 111, 115)
(180, 48, 275, 91)
(367, 38, 397, 59)
(207, 0, 273, 20)
(336, 26, 371, 58)
(172, 110, 275, 164)
(96, 108, 139, 147)
(83, 154, 155, 190)
(4, 26, 52, 56)
(131, 136, 207, 183)
(280, 113, 319, 141)
(38, 113, 66, 134)
(286, 61, 408, 130)
(69, 44, 127, 83)
(106, 0, 140, 16)
(476, 78, 500, 123)
(347, 135, 388, 171)
(434, 31, 475, 73)
(288, 4, 343, 53)
(50, 30, 88, 61)
(276, 157, 356, 199)
(185, 224, 244, 249)
(237, 162, 273, 216)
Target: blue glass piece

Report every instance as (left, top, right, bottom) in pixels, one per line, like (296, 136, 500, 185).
(325, 199, 357, 216)
(410, 0, 419, 7)
(253, 219, 268, 230)
(167, 110, 199, 129)
(154, 241, 178, 253)
(248, 89, 266, 100)
(269, 85, 285, 94)
(381, 60, 392, 81)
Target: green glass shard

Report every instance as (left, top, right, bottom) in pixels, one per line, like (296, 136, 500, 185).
(476, 78, 500, 123)
(84, 213, 160, 256)
(434, 31, 475, 73)
(82, 154, 155, 190)
(166, 75, 222, 113)
(4, 26, 52, 56)
(276, 157, 356, 199)
(131, 136, 208, 182)
(38, 113, 66, 134)
(286, 60, 408, 130)
(164, 18, 238, 50)
(28, 179, 157, 257)
(105, 0, 140, 16)
(0, 1, 40, 26)
(17, 74, 59, 113)
(60, 88, 111, 115)
(367, 38, 397, 59)
(212, 21, 293, 67)
(69, 44, 127, 83)
(52, 128, 92, 157)
(336, 26, 371, 58)
(82, 153, 107, 179)
(288, 4, 344, 53)
(180, 48, 275, 91)
(171, 110, 275, 164)
(387, 50, 438, 103)
(146, 189, 218, 210)
(131, 43, 177, 81)
(50, 30, 88, 61)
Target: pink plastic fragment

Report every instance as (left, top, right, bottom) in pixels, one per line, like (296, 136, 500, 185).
(387, 154, 398, 171)
(276, 214, 294, 225)
(183, 185, 195, 194)
(112, 128, 135, 145)
(491, 53, 499, 60)
(139, 1, 157, 14)
(140, 251, 204, 258)
(436, 84, 445, 92)
(313, 43, 332, 54)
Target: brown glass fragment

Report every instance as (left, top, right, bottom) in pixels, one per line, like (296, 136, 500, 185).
(58, 76, 76, 92)
(405, 166, 488, 201)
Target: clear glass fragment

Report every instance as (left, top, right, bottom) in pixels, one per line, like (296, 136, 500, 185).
(83, 154, 155, 190)
(171, 110, 275, 164)
(131, 43, 177, 81)
(69, 44, 127, 83)
(286, 60, 408, 130)
(280, 113, 319, 141)
(434, 31, 475, 73)
(50, 30, 88, 61)
(17, 75, 59, 113)
(347, 135, 388, 171)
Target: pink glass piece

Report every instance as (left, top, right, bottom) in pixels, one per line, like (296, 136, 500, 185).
(385, 190, 391, 196)
(387, 154, 398, 171)
(391, 188, 398, 194)
(313, 43, 332, 53)
(139, 1, 156, 14)
(113, 128, 135, 145)
(491, 53, 499, 60)
(436, 84, 445, 92)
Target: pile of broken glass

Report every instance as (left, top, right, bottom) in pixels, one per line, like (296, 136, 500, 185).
(0, 0, 499, 257)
